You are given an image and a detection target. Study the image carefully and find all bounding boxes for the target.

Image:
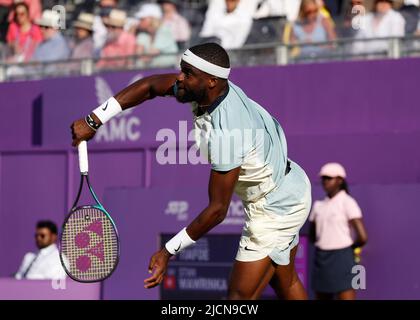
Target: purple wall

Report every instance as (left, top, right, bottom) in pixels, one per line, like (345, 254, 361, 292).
(1, 58, 420, 299)
(0, 278, 100, 300)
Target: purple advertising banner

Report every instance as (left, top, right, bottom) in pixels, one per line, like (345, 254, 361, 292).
(1, 58, 420, 299)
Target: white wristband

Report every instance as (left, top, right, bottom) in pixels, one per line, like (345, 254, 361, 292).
(92, 97, 122, 124)
(165, 227, 196, 255)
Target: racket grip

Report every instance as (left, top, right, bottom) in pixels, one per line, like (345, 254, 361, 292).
(78, 141, 89, 174)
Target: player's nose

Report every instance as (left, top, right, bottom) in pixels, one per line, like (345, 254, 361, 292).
(176, 72, 185, 82)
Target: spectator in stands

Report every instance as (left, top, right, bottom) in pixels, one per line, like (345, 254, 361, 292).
(199, 0, 254, 49)
(70, 13, 94, 60)
(288, 0, 336, 57)
(309, 163, 368, 300)
(352, 0, 405, 55)
(253, 0, 301, 21)
(159, 0, 191, 49)
(135, 3, 178, 68)
(97, 9, 136, 69)
(7, 0, 41, 26)
(31, 9, 70, 62)
(399, 0, 419, 35)
(6, 2, 42, 62)
(15, 220, 66, 280)
(93, 0, 119, 54)
(317, 0, 334, 20)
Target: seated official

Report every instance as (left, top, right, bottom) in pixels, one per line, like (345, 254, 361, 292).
(15, 220, 66, 280)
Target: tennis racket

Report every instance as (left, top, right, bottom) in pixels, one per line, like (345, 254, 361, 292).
(59, 141, 120, 282)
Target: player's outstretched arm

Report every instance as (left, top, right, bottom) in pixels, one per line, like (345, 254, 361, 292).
(186, 168, 241, 240)
(114, 73, 178, 109)
(71, 73, 178, 146)
(144, 167, 241, 289)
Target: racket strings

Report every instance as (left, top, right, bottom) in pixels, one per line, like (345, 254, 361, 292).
(61, 207, 118, 281)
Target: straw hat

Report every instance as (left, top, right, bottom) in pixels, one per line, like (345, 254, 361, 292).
(35, 10, 61, 28)
(73, 13, 94, 31)
(103, 9, 127, 28)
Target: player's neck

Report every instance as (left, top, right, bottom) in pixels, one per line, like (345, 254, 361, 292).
(199, 83, 228, 110)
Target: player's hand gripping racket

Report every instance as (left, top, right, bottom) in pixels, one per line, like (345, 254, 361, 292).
(60, 141, 119, 282)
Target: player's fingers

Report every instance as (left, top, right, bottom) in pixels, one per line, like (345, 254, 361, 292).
(144, 265, 164, 285)
(144, 273, 158, 287)
(144, 274, 163, 289)
(148, 255, 157, 273)
(149, 275, 164, 289)
(145, 266, 162, 282)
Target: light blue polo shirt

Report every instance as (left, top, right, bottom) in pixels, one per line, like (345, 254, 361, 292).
(182, 80, 311, 216)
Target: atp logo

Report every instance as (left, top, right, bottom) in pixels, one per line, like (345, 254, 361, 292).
(165, 201, 189, 221)
(74, 219, 104, 272)
(94, 75, 142, 143)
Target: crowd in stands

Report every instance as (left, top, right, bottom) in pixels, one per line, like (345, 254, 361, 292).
(0, 0, 419, 71)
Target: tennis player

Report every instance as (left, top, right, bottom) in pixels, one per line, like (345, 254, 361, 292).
(71, 43, 312, 300)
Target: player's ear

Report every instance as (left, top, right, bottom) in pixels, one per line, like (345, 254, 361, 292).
(208, 77, 218, 89)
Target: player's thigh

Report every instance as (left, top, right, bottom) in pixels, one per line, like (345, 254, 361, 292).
(228, 256, 275, 300)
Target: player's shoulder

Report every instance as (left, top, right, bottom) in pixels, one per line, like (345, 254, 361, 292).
(210, 82, 251, 129)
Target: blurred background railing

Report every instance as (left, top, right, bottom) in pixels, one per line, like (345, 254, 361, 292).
(1, 35, 420, 82)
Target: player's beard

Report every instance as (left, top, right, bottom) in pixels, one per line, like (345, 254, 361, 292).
(176, 86, 206, 104)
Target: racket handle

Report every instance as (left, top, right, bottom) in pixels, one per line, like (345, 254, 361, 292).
(78, 141, 89, 174)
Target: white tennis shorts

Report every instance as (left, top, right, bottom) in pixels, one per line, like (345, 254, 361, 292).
(235, 164, 312, 265)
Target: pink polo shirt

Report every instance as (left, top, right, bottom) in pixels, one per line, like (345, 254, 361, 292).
(97, 31, 136, 69)
(309, 190, 362, 250)
(6, 22, 42, 61)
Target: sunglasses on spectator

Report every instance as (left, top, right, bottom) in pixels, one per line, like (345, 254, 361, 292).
(321, 176, 334, 181)
(304, 9, 318, 15)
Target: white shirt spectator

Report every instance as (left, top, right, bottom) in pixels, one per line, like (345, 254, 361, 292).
(199, 0, 255, 49)
(404, 0, 419, 6)
(353, 9, 405, 54)
(93, 15, 108, 52)
(253, 0, 302, 21)
(15, 243, 66, 280)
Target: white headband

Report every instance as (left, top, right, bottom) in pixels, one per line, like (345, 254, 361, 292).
(181, 49, 231, 79)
